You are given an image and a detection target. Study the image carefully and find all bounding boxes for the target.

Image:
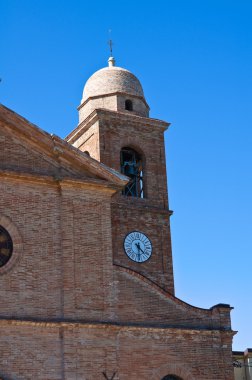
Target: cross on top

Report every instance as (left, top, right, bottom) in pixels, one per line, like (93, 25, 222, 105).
(108, 39, 113, 56)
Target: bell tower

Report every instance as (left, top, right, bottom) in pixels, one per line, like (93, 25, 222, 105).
(66, 56, 174, 294)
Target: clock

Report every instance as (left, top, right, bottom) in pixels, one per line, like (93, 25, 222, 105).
(0, 225, 13, 268)
(124, 231, 152, 263)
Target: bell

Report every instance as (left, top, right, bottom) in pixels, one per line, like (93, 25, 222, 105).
(126, 165, 137, 175)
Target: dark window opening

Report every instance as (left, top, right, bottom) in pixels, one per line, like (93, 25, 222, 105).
(0, 225, 13, 268)
(161, 376, 183, 380)
(121, 147, 144, 198)
(125, 99, 133, 111)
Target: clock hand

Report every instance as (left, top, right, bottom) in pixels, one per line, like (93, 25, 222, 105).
(135, 242, 145, 254)
(135, 243, 141, 260)
(139, 246, 145, 254)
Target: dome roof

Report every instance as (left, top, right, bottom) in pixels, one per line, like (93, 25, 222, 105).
(82, 63, 145, 102)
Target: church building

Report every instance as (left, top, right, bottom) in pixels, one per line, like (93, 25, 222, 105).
(0, 56, 235, 379)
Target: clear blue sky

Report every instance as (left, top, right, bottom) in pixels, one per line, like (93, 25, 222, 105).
(1, 0, 252, 351)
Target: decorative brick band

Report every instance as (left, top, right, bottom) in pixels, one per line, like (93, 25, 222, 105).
(0, 317, 233, 336)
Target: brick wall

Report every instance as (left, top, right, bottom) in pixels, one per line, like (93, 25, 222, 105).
(0, 104, 235, 379)
(0, 321, 234, 380)
(69, 109, 174, 292)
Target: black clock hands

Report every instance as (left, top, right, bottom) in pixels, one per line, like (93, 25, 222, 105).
(135, 242, 145, 254)
(124, 232, 152, 263)
(135, 242, 141, 261)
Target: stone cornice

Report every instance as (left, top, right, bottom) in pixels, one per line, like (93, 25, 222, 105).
(78, 91, 150, 110)
(94, 108, 170, 129)
(0, 317, 236, 336)
(66, 108, 170, 144)
(0, 104, 128, 188)
(112, 196, 173, 216)
(51, 134, 128, 187)
(0, 169, 121, 194)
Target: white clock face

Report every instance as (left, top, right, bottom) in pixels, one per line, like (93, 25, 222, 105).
(124, 231, 152, 263)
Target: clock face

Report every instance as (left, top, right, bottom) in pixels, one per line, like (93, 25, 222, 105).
(124, 231, 152, 263)
(0, 225, 13, 268)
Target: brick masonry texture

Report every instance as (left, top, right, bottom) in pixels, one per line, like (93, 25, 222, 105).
(69, 109, 174, 293)
(82, 66, 145, 100)
(79, 64, 149, 122)
(78, 93, 149, 121)
(0, 321, 234, 380)
(0, 62, 235, 380)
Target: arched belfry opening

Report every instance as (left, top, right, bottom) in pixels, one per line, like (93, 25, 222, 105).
(125, 99, 133, 111)
(161, 376, 183, 380)
(120, 147, 144, 198)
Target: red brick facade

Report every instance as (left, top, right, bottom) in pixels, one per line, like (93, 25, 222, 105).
(67, 109, 174, 293)
(0, 61, 235, 379)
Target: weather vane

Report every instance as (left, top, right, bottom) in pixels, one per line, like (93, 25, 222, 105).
(108, 29, 113, 56)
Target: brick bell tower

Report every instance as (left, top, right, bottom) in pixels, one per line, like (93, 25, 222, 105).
(66, 55, 174, 294)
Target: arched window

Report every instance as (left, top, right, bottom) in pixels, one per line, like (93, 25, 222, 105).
(121, 147, 144, 198)
(161, 376, 183, 380)
(125, 99, 133, 111)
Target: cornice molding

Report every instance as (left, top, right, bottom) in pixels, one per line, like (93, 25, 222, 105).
(0, 169, 121, 194)
(66, 108, 170, 144)
(0, 317, 235, 336)
(0, 104, 128, 188)
(78, 91, 150, 110)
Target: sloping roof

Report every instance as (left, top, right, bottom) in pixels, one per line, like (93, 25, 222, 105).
(0, 104, 129, 190)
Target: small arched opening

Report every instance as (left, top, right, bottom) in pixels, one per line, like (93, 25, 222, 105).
(0, 225, 13, 268)
(120, 147, 144, 198)
(125, 99, 133, 111)
(161, 376, 183, 380)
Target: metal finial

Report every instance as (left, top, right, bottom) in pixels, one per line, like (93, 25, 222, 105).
(108, 39, 113, 56)
(108, 29, 113, 56)
(107, 30, 115, 66)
